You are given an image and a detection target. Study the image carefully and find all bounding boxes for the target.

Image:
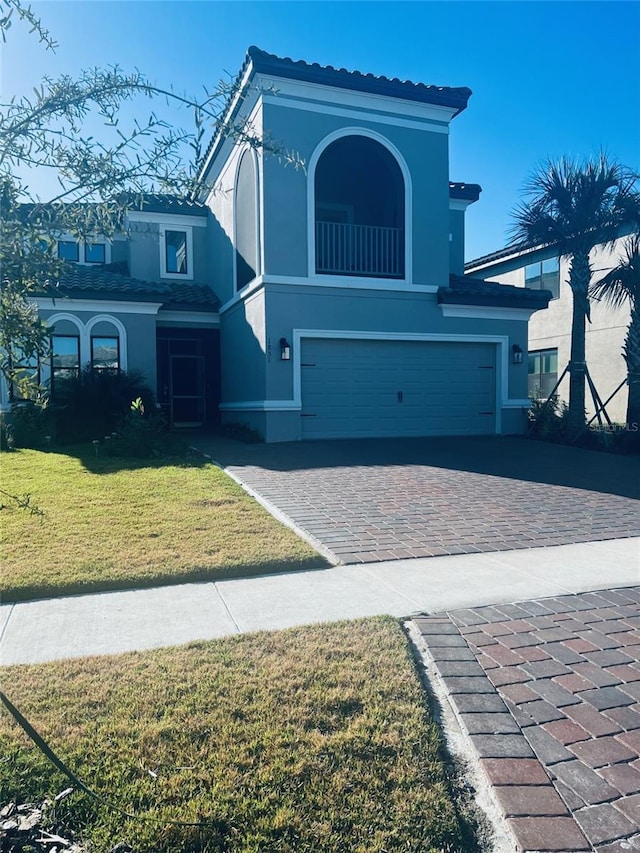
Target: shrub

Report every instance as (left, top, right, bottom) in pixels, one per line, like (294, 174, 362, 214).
(528, 394, 639, 453)
(104, 397, 179, 458)
(52, 368, 155, 444)
(527, 393, 571, 440)
(0, 400, 53, 450)
(0, 411, 13, 451)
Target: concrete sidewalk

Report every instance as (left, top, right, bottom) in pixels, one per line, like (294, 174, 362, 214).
(2, 537, 638, 666)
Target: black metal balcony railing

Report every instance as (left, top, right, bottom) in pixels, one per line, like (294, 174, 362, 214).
(315, 221, 403, 278)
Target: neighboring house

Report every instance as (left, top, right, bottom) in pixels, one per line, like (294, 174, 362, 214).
(466, 236, 632, 423)
(3, 47, 551, 441)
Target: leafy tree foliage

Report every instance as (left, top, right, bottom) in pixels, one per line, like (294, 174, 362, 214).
(0, 0, 292, 394)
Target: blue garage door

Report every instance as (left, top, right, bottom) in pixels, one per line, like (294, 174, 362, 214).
(301, 338, 496, 439)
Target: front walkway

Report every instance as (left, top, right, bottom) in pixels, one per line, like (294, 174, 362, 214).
(415, 586, 640, 852)
(1, 538, 638, 666)
(194, 435, 640, 564)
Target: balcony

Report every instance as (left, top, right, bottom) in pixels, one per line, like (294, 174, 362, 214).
(315, 221, 404, 279)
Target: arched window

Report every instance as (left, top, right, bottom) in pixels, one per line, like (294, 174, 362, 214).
(49, 316, 82, 391)
(314, 135, 405, 278)
(235, 149, 259, 291)
(89, 321, 120, 374)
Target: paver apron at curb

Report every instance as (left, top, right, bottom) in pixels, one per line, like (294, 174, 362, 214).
(414, 587, 640, 853)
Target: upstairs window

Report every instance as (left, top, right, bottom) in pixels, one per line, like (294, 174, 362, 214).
(165, 230, 188, 275)
(51, 334, 80, 389)
(235, 150, 259, 292)
(160, 226, 193, 279)
(85, 242, 106, 264)
(525, 257, 560, 299)
(58, 240, 79, 262)
(91, 336, 119, 373)
(57, 238, 107, 264)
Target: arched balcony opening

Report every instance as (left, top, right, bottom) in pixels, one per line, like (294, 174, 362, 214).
(314, 135, 405, 279)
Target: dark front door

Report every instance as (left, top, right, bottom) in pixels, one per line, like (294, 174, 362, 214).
(170, 355, 205, 427)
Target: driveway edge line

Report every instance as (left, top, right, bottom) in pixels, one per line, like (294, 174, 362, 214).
(406, 620, 517, 852)
(193, 448, 340, 566)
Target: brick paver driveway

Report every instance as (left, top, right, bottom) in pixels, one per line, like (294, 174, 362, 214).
(196, 436, 640, 563)
(415, 587, 640, 852)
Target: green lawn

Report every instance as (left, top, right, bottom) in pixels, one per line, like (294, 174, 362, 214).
(0, 618, 481, 853)
(0, 447, 326, 601)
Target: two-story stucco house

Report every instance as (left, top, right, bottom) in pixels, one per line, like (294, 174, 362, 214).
(466, 236, 632, 423)
(197, 47, 548, 441)
(4, 47, 550, 441)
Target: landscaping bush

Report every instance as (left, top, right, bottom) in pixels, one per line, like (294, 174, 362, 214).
(528, 394, 640, 453)
(527, 392, 571, 440)
(0, 400, 53, 451)
(582, 421, 640, 454)
(52, 368, 155, 444)
(0, 411, 13, 451)
(104, 396, 173, 459)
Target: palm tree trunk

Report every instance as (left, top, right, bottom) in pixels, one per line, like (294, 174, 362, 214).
(567, 252, 591, 430)
(624, 302, 640, 433)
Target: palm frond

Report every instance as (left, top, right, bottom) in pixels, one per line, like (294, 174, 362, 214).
(590, 234, 640, 310)
(508, 153, 640, 256)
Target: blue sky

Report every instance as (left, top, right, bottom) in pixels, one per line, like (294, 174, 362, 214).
(3, 0, 639, 261)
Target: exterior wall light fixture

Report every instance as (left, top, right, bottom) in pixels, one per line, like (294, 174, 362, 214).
(512, 344, 524, 365)
(280, 338, 291, 361)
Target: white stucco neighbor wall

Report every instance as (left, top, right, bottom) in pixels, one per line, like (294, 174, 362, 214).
(470, 237, 631, 423)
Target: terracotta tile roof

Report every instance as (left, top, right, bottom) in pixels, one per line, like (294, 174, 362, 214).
(466, 222, 638, 272)
(38, 263, 220, 312)
(198, 46, 471, 181)
(465, 244, 534, 270)
(18, 194, 208, 224)
(247, 46, 472, 111)
(122, 194, 208, 217)
(438, 274, 551, 309)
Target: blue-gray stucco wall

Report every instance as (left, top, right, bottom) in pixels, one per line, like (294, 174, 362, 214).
(260, 103, 451, 286)
(40, 307, 158, 390)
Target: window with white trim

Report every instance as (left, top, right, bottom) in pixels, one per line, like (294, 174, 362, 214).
(91, 336, 120, 373)
(58, 240, 79, 262)
(51, 334, 80, 389)
(84, 242, 106, 264)
(57, 238, 108, 265)
(160, 225, 193, 279)
(235, 149, 259, 291)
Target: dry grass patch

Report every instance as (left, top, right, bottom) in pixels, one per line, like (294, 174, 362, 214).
(1, 448, 325, 601)
(0, 618, 480, 852)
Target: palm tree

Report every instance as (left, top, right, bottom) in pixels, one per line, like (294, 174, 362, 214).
(510, 154, 640, 429)
(590, 234, 640, 432)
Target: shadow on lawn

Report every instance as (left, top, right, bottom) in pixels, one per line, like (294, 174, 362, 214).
(192, 432, 640, 501)
(1, 440, 329, 604)
(54, 440, 213, 474)
(2, 554, 329, 604)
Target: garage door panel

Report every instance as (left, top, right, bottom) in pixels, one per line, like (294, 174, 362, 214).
(301, 339, 496, 439)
